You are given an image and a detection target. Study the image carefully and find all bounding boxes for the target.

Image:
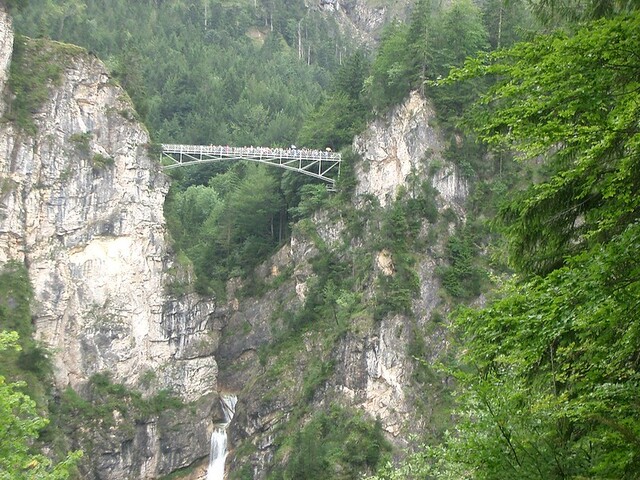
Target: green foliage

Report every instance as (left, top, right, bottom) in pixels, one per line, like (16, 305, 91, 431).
(0, 262, 33, 344)
(426, 0, 489, 124)
(165, 164, 285, 295)
(5, 36, 83, 133)
(482, 0, 535, 49)
(48, 373, 184, 476)
(364, 20, 412, 112)
(288, 184, 329, 220)
(297, 92, 365, 150)
(298, 50, 371, 151)
(405, 175, 439, 224)
(376, 9, 640, 480)
(334, 147, 359, 200)
(446, 12, 640, 275)
(285, 246, 357, 333)
(301, 358, 335, 402)
(56, 373, 184, 434)
(0, 331, 82, 480)
(4, 0, 29, 13)
(528, 0, 637, 25)
(90, 153, 114, 171)
(15, 0, 350, 147)
(436, 226, 487, 300)
(0, 262, 52, 399)
(437, 221, 640, 479)
(270, 405, 391, 480)
(68, 132, 92, 154)
(373, 192, 432, 320)
(364, 0, 493, 116)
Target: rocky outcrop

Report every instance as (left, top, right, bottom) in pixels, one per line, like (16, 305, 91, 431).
(0, 7, 220, 479)
(330, 0, 412, 46)
(342, 0, 388, 33)
(0, 42, 218, 401)
(354, 90, 468, 211)
(217, 92, 464, 477)
(0, 4, 11, 115)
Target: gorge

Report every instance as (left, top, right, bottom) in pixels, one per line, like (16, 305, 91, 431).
(4, 1, 636, 479)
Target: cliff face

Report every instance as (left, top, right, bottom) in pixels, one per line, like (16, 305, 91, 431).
(330, 0, 413, 46)
(0, 5, 11, 115)
(354, 91, 468, 211)
(0, 8, 222, 479)
(221, 91, 467, 477)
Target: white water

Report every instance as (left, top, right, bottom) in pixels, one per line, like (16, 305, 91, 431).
(206, 394, 237, 480)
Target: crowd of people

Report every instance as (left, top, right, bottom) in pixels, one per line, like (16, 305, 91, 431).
(202, 144, 338, 159)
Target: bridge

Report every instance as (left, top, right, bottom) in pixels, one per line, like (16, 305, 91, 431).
(161, 144, 341, 190)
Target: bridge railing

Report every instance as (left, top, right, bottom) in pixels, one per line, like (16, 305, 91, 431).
(161, 144, 341, 189)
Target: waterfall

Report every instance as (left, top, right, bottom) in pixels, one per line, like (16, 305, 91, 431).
(206, 394, 237, 480)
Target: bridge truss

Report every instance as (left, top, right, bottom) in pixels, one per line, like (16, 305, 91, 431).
(161, 144, 341, 190)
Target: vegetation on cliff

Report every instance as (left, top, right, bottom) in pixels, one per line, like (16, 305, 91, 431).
(0, 335, 81, 479)
(4, 35, 85, 133)
(0, 266, 81, 479)
(370, 3, 640, 479)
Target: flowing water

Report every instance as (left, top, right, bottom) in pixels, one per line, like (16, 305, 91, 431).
(206, 394, 237, 480)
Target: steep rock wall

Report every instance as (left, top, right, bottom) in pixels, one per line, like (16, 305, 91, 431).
(220, 92, 465, 477)
(0, 9, 221, 479)
(0, 3, 11, 115)
(354, 90, 468, 211)
(330, 0, 413, 46)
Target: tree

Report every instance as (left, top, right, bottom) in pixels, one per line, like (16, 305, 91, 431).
(441, 220, 640, 479)
(4, 0, 29, 12)
(527, 0, 637, 25)
(298, 93, 364, 150)
(447, 11, 640, 275)
(481, 0, 534, 49)
(405, 0, 436, 93)
(0, 331, 81, 479)
(298, 50, 370, 150)
(428, 0, 489, 122)
(370, 9, 640, 480)
(425, 10, 640, 479)
(364, 20, 412, 112)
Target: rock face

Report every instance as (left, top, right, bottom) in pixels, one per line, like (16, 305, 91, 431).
(0, 8, 220, 479)
(332, 0, 412, 46)
(0, 4, 11, 115)
(219, 91, 466, 477)
(354, 90, 468, 211)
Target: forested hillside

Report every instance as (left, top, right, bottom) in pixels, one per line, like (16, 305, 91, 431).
(14, 0, 347, 146)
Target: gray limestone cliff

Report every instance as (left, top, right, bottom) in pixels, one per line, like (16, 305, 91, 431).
(328, 0, 412, 46)
(0, 4, 11, 115)
(219, 91, 467, 477)
(0, 7, 223, 479)
(354, 90, 468, 211)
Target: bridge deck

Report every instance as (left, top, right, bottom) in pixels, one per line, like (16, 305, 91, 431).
(161, 144, 341, 189)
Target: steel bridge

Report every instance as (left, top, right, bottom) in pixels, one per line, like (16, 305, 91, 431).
(161, 144, 341, 190)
